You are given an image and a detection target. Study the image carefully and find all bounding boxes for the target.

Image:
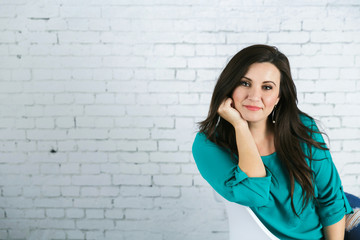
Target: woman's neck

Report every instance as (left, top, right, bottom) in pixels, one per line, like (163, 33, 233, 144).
(248, 120, 269, 139)
(248, 120, 275, 156)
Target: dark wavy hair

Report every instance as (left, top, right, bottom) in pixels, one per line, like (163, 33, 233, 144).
(198, 44, 328, 217)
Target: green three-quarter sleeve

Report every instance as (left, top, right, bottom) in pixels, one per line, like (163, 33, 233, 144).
(192, 132, 272, 207)
(306, 118, 353, 227)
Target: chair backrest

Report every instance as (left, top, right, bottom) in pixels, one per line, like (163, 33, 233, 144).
(213, 189, 279, 240)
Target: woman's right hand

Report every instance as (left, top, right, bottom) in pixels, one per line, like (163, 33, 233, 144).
(217, 98, 248, 129)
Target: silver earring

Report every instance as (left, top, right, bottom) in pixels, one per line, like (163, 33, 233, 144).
(272, 105, 277, 124)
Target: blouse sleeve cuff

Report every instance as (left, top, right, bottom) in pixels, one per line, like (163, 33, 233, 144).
(225, 165, 272, 187)
(320, 186, 354, 227)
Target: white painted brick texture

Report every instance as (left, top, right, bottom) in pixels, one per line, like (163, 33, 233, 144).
(0, 0, 359, 239)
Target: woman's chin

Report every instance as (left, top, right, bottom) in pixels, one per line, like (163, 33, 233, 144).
(242, 115, 267, 124)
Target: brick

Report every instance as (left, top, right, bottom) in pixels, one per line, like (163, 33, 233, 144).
(334, 104, 360, 116)
(154, 175, 192, 186)
(146, 57, 186, 68)
(60, 6, 100, 18)
(321, 44, 344, 54)
(158, 140, 178, 151)
(115, 117, 153, 128)
(340, 68, 360, 80)
(328, 128, 360, 140)
(320, 68, 340, 79)
(108, 81, 147, 93)
(0, 31, 15, 43)
(167, 105, 208, 116)
(114, 197, 153, 208)
(320, 117, 341, 128)
(72, 174, 111, 186)
(188, 56, 227, 69)
(311, 31, 354, 43)
(86, 209, 104, 219)
(80, 187, 99, 197)
(150, 152, 190, 163)
(73, 198, 112, 208)
(297, 104, 334, 116)
(342, 117, 360, 127)
(160, 187, 180, 197)
(160, 164, 181, 174)
(280, 20, 302, 31)
(196, 70, 220, 82)
(304, 93, 325, 103)
(137, 140, 157, 151)
(176, 69, 196, 81)
(113, 174, 151, 185)
(176, 44, 195, 56)
(66, 209, 84, 218)
(0, 6, 16, 17)
(81, 164, 101, 174)
(58, 31, 100, 43)
(46, 208, 65, 218)
(77, 219, 114, 230)
(153, 44, 174, 56)
(315, 80, 356, 92)
(292, 55, 354, 67)
(65, 230, 85, 239)
(85, 105, 125, 116)
(105, 209, 124, 219)
(346, 93, 360, 103)
(227, 32, 267, 44)
(32, 219, 75, 229)
(269, 32, 310, 44)
(301, 44, 321, 55)
(136, 93, 178, 105)
(125, 105, 168, 117)
(153, 117, 175, 128)
(137, 163, 159, 175)
(100, 187, 119, 196)
(148, 81, 188, 93)
(2, 187, 22, 196)
(25, 209, 45, 219)
(343, 140, 360, 151)
(109, 128, 150, 140)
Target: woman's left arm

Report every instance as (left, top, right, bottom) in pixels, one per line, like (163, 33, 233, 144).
(323, 215, 345, 240)
(306, 117, 352, 237)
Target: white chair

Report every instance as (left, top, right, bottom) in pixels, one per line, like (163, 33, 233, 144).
(213, 189, 279, 240)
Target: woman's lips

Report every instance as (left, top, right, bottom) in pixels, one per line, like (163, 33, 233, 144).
(244, 105, 262, 111)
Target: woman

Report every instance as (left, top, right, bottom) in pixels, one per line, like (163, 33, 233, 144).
(192, 44, 358, 239)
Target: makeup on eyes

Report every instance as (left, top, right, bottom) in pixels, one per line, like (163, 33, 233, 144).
(239, 77, 275, 90)
(241, 76, 277, 86)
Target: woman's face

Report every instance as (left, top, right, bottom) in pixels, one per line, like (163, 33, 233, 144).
(231, 62, 280, 125)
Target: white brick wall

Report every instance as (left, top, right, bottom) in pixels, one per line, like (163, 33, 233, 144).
(0, 0, 359, 239)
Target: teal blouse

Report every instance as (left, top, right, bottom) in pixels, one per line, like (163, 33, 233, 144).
(192, 115, 353, 240)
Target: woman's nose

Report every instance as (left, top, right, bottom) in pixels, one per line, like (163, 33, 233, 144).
(248, 87, 261, 101)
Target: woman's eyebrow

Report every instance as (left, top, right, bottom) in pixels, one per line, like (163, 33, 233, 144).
(242, 76, 277, 86)
(263, 81, 277, 86)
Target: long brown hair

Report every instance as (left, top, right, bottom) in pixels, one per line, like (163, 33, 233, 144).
(198, 44, 328, 217)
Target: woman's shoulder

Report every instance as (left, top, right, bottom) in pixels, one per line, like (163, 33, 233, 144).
(193, 131, 232, 155)
(299, 113, 317, 129)
(193, 132, 212, 149)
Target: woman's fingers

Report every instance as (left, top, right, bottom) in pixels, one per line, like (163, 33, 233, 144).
(217, 98, 248, 128)
(218, 98, 232, 114)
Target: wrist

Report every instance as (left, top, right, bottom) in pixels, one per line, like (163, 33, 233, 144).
(233, 121, 248, 131)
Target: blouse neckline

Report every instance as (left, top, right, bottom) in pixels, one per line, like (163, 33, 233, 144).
(261, 151, 277, 159)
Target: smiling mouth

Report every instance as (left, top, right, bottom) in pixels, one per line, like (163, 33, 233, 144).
(244, 105, 262, 111)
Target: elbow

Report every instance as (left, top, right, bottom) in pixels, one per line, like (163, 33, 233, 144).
(232, 189, 271, 207)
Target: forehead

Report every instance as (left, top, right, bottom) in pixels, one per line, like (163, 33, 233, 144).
(244, 62, 281, 84)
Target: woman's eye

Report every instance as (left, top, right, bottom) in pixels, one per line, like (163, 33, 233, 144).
(240, 81, 250, 87)
(263, 85, 272, 90)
